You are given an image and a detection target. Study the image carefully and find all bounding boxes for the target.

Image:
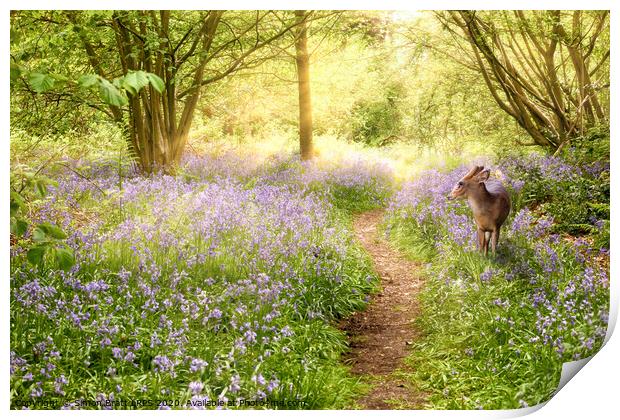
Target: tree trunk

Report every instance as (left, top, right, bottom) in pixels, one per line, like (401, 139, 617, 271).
(110, 11, 222, 174)
(294, 10, 314, 161)
(73, 10, 311, 173)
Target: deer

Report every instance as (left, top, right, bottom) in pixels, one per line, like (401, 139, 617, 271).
(448, 165, 511, 256)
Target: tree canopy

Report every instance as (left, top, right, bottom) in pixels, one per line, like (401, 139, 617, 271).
(10, 10, 610, 170)
(439, 10, 609, 150)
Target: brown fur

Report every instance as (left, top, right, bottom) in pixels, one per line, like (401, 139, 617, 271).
(448, 166, 511, 255)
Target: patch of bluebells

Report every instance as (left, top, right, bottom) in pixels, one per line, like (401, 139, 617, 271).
(386, 163, 495, 252)
(499, 152, 609, 239)
(499, 154, 582, 183)
(180, 152, 394, 210)
(10, 152, 387, 409)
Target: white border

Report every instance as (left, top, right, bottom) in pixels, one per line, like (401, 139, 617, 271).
(2, 1, 617, 419)
(2, 0, 619, 10)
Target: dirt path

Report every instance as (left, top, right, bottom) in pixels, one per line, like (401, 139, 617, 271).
(340, 209, 426, 409)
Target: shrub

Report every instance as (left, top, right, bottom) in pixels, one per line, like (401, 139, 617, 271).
(499, 151, 609, 237)
(350, 82, 405, 146)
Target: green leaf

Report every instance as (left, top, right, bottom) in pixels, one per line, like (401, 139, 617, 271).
(34, 179, 47, 197)
(122, 71, 150, 96)
(98, 79, 128, 107)
(10, 201, 19, 218)
(112, 76, 123, 89)
(38, 222, 68, 240)
(10, 62, 22, 83)
(146, 73, 165, 93)
(28, 72, 56, 93)
(32, 226, 47, 242)
(10, 191, 24, 218)
(27, 246, 46, 266)
(10, 28, 21, 45)
(54, 247, 75, 271)
(119, 80, 136, 96)
(38, 176, 58, 188)
(10, 218, 28, 237)
(77, 74, 99, 89)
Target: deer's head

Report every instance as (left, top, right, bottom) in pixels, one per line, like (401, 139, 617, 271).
(448, 165, 490, 200)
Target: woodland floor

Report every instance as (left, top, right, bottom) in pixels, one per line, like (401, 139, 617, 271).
(340, 209, 428, 409)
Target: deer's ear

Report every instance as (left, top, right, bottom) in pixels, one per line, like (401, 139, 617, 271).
(463, 165, 483, 180)
(477, 169, 490, 182)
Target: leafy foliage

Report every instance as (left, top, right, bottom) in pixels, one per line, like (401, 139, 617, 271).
(10, 171, 75, 271)
(27, 72, 57, 93)
(500, 130, 610, 236)
(350, 81, 404, 146)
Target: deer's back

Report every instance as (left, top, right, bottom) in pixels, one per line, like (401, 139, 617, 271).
(471, 181, 511, 231)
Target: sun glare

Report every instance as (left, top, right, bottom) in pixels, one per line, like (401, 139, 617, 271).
(390, 10, 422, 22)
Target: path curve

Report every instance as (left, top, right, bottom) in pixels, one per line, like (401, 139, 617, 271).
(340, 209, 426, 409)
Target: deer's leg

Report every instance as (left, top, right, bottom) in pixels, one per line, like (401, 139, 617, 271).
(483, 231, 490, 256)
(491, 228, 500, 255)
(477, 228, 485, 252)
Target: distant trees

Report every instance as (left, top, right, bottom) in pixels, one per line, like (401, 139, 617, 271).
(440, 11, 609, 151)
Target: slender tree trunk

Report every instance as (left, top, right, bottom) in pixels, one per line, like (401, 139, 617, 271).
(294, 10, 314, 161)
